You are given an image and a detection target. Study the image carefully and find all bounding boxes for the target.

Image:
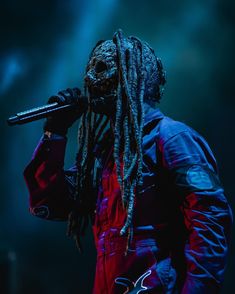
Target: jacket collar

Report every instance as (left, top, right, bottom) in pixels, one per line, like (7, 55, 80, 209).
(144, 108, 164, 126)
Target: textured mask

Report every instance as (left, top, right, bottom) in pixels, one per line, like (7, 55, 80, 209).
(85, 40, 118, 115)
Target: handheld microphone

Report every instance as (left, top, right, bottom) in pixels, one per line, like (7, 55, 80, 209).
(7, 96, 88, 126)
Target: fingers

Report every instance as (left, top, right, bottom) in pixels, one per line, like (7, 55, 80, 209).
(71, 87, 81, 96)
(48, 87, 82, 105)
(47, 95, 65, 104)
(58, 88, 81, 104)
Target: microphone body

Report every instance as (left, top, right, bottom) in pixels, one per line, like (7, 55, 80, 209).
(7, 97, 88, 126)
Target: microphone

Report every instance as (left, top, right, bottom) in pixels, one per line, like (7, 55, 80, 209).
(7, 96, 88, 126)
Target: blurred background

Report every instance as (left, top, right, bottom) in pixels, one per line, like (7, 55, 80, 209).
(0, 0, 234, 293)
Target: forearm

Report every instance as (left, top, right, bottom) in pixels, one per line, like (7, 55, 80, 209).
(181, 189, 233, 293)
(24, 134, 75, 220)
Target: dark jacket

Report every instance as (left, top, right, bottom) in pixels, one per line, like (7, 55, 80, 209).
(24, 109, 233, 293)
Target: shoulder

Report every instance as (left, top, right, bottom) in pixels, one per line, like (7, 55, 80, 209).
(144, 110, 206, 148)
(156, 115, 218, 171)
(157, 116, 197, 144)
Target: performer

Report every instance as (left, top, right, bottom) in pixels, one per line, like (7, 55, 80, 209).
(24, 30, 232, 293)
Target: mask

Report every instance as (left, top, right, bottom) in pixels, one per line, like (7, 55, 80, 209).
(85, 40, 118, 115)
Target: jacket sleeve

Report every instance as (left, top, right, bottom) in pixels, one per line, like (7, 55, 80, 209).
(160, 129, 233, 293)
(23, 135, 77, 221)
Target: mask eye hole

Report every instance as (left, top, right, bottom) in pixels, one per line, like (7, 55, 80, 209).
(95, 61, 107, 73)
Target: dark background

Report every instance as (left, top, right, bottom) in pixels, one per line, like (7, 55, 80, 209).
(0, 0, 234, 293)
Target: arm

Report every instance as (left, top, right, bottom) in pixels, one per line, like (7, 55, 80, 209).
(23, 88, 88, 221)
(23, 133, 77, 221)
(160, 130, 233, 293)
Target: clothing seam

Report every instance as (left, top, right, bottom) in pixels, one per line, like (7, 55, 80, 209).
(161, 130, 190, 147)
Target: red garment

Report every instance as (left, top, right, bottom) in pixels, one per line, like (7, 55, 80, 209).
(24, 110, 232, 293)
(92, 155, 176, 293)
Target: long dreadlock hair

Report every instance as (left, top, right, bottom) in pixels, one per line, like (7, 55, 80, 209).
(67, 29, 166, 251)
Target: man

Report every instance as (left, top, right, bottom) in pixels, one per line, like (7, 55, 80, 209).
(24, 30, 232, 293)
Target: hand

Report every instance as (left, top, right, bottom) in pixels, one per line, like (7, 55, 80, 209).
(43, 88, 88, 136)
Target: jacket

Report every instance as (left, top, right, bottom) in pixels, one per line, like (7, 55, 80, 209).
(24, 109, 233, 293)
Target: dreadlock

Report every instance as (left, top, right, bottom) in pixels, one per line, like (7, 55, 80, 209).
(67, 109, 110, 251)
(67, 29, 166, 252)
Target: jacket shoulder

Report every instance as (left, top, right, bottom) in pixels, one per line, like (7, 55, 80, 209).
(157, 116, 192, 144)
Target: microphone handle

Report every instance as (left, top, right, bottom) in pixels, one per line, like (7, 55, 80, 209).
(7, 103, 76, 126)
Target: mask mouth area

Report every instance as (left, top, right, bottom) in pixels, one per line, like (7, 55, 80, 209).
(85, 75, 118, 115)
(85, 73, 118, 99)
(88, 84, 103, 97)
(90, 94, 117, 115)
